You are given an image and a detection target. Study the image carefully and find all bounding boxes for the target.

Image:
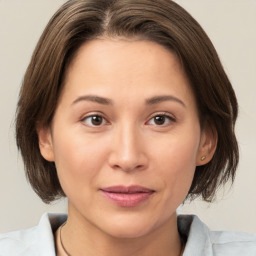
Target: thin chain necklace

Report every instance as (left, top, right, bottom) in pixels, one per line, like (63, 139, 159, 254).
(59, 222, 71, 256)
(59, 222, 185, 256)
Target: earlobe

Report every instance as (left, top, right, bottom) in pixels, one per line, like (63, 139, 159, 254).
(196, 124, 218, 166)
(37, 125, 55, 162)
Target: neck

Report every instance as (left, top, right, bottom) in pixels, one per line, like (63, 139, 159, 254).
(60, 204, 182, 256)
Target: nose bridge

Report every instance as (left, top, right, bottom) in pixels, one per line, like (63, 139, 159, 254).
(120, 123, 139, 158)
(109, 121, 147, 171)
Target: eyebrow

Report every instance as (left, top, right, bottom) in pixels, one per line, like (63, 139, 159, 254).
(72, 95, 113, 105)
(72, 94, 185, 107)
(146, 95, 186, 107)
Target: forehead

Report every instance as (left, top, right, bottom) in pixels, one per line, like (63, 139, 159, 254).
(68, 38, 181, 75)
(60, 38, 195, 107)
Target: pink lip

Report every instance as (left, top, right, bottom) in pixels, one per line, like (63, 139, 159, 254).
(100, 185, 155, 207)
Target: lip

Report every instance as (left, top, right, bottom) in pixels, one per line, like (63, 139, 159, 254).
(100, 185, 155, 207)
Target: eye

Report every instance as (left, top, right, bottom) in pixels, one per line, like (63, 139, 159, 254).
(147, 114, 175, 126)
(81, 115, 107, 127)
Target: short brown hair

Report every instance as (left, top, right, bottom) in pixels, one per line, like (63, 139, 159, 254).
(16, 0, 238, 203)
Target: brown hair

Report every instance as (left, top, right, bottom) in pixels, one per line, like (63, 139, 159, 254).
(16, 0, 238, 203)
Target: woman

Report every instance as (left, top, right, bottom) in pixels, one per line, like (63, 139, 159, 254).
(1, 0, 255, 255)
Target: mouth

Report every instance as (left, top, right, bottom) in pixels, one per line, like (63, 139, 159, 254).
(100, 185, 155, 207)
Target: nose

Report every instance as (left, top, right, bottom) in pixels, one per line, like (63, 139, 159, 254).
(108, 124, 148, 172)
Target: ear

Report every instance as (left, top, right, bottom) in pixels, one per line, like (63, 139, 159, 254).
(196, 123, 218, 166)
(37, 125, 55, 162)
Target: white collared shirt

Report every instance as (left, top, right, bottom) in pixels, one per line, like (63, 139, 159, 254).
(0, 213, 256, 255)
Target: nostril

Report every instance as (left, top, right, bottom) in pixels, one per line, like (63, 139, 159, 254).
(111, 163, 146, 172)
(108, 136, 149, 172)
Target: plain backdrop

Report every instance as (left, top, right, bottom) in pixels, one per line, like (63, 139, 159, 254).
(0, 0, 255, 233)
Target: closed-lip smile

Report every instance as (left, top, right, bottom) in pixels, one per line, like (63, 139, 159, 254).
(100, 185, 155, 207)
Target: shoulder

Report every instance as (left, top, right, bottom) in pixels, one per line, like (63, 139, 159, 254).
(209, 229, 256, 255)
(0, 213, 67, 256)
(178, 215, 256, 256)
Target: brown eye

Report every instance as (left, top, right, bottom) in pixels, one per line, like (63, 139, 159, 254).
(147, 114, 175, 126)
(91, 116, 103, 126)
(154, 116, 166, 125)
(82, 115, 106, 127)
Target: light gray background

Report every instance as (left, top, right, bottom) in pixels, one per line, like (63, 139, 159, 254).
(0, 0, 255, 233)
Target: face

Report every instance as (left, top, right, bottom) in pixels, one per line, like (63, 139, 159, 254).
(39, 39, 214, 238)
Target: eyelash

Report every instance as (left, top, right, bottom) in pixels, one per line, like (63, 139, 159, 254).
(80, 112, 176, 127)
(81, 114, 108, 127)
(146, 112, 176, 127)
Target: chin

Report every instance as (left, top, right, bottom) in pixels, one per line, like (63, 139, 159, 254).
(99, 214, 160, 239)
(107, 225, 152, 239)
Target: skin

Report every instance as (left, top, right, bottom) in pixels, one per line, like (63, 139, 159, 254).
(38, 39, 216, 256)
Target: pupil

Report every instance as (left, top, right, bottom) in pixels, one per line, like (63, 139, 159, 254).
(154, 116, 165, 125)
(92, 116, 102, 125)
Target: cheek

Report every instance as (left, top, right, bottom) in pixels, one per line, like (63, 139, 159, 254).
(51, 131, 110, 193)
(156, 130, 200, 171)
(155, 129, 200, 198)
